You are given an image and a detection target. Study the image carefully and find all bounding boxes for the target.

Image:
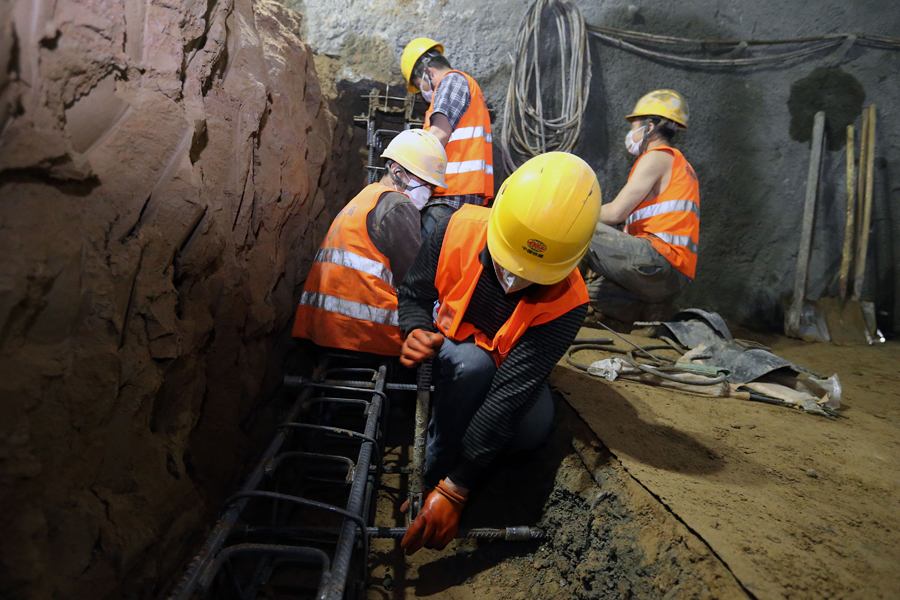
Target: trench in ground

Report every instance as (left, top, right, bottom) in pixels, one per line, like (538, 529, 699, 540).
(365, 390, 748, 600)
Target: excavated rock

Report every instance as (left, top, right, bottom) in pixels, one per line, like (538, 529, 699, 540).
(0, 0, 353, 597)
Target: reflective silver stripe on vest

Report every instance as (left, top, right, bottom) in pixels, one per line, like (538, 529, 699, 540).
(652, 232, 699, 255)
(446, 159, 492, 175)
(300, 291, 399, 326)
(314, 247, 393, 288)
(625, 200, 700, 227)
(448, 126, 490, 143)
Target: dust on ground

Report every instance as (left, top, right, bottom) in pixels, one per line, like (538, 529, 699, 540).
(366, 331, 900, 599)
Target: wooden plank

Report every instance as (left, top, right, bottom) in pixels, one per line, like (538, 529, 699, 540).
(852, 105, 876, 301)
(838, 124, 855, 300)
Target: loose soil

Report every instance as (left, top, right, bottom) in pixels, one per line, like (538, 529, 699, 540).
(366, 331, 900, 599)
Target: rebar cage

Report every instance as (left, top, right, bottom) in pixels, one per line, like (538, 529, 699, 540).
(168, 354, 394, 600)
(353, 87, 424, 185)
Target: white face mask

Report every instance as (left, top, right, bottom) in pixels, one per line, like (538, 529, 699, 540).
(391, 165, 433, 209)
(624, 125, 645, 156)
(406, 183, 432, 210)
(420, 72, 434, 102)
(492, 259, 532, 294)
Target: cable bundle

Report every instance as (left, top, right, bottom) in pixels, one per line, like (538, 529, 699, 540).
(500, 0, 592, 174)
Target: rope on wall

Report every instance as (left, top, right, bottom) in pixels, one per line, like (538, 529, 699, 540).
(586, 26, 900, 67)
(500, 0, 592, 174)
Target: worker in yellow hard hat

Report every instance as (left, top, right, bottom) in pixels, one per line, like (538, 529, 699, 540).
(400, 38, 494, 238)
(292, 129, 447, 356)
(395, 152, 601, 554)
(583, 89, 700, 327)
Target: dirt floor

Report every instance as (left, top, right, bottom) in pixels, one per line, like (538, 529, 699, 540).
(366, 330, 900, 599)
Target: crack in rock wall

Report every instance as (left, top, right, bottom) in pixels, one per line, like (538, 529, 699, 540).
(286, 0, 900, 334)
(0, 0, 354, 597)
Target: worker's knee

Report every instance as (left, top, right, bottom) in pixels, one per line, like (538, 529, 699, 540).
(435, 337, 496, 385)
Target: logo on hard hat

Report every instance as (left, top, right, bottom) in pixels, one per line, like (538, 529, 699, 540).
(524, 239, 547, 258)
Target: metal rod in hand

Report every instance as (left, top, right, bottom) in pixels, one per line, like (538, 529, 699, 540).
(409, 360, 432, 520)
(838, 123, 856, 300)
(368, 526, 545, 541)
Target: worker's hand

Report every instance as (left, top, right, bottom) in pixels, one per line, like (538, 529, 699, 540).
(400, 479, 467, 555)
(400, 329, 444, 368)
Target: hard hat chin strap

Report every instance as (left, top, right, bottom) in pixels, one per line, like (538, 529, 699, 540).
(639, 119, 654, 155)
(639, 117, 672, 154)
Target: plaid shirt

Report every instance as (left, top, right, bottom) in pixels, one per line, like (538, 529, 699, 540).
(426, 194, 487, 210)
(431, 72, 470, 129)
(428, 73, 486, 209)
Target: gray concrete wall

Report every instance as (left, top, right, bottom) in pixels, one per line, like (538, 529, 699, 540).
(285, 0, 900, 334)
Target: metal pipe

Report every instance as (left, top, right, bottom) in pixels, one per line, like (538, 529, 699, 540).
(324, 365, 387, 600)
(367, 526, 546, 541)
(284, 374, 431, 392)
(408, 361, 432, 520)
(240, 525, 546, 542)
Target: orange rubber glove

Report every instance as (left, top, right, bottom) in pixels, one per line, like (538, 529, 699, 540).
(400, 329, 444, 369)
(400, 479, 466, 555)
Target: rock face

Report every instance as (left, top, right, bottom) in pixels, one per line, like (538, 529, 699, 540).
(288, 0, 900, 334)
(0, 0, 353, 597)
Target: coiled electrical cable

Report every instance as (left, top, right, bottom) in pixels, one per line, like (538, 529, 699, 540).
(500, 0, 592, 173)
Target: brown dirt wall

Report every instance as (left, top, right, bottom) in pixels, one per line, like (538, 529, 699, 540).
(0, 0, 357, 597)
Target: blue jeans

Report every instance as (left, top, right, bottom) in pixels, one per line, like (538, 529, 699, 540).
(424, 337, 555, 487)
(420, 203, 456, 241)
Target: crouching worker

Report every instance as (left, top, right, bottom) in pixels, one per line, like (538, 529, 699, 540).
(292, 129, 447, 356)
(396, 152, 602, 554)
(584, 89, 699, 327)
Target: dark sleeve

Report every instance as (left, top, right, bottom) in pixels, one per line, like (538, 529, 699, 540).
(449, 302, 589, 489)
(367, 191, 421, 284)
(397, 215, 451, 335)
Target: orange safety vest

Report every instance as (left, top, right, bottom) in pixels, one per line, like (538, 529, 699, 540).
(625, 146, 700, 279)
(292, 183, 404, 355)
(433, 205, 588, 367)
(425, 71, 494, 202)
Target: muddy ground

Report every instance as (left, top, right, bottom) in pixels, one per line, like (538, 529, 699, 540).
(366, 331, 900, 599)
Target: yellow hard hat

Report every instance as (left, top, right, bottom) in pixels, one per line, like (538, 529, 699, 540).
(626, 89, 689, 129)
(487, 152, 601, 285)
(401, 38, 444, 93)
(381, 129, 448, 188)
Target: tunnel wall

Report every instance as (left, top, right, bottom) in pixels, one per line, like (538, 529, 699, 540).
(288, 0, 900, 334)
(0, 0, 352, 597)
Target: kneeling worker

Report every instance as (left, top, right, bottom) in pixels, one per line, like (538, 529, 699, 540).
(292, 129, 447, 355)
(396, 152, 602, 553)
(584, 89, 699, 326)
